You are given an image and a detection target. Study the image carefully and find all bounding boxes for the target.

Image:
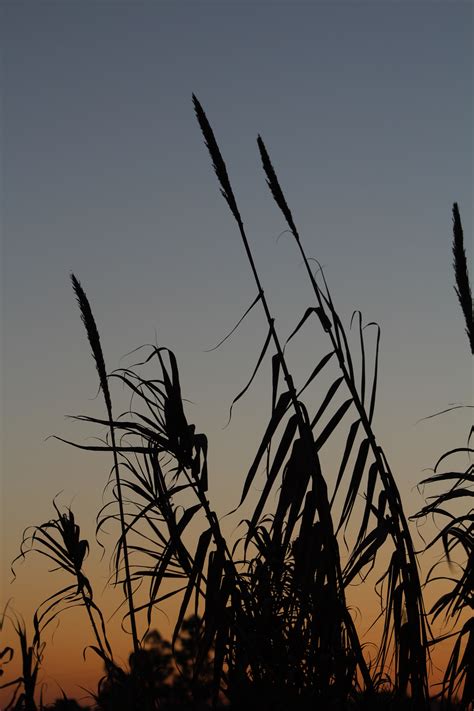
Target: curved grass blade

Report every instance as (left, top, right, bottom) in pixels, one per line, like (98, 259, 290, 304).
(204, 293, 261, 351)
(225, 326, 272, 427)
(237, 391, 292, 508)
(172, 528, 213, 649)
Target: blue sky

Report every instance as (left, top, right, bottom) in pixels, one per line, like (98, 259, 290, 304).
(1, 0, 472, 698)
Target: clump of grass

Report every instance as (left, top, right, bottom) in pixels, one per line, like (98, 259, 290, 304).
(193, 95, 429, 707)
(0, 616, 44, 711)
(8, 101, 471, 710)
(256, 129, 429, 706)
(11, 500, 113, 667)
(415, 447, 473, 708)
(194, 94, 376, 706)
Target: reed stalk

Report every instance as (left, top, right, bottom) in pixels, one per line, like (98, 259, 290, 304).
(70, 274, 139, 657)
(257, 135, 429, 706)
(412, 202, 473, 708)
(193, 94, 372, 700)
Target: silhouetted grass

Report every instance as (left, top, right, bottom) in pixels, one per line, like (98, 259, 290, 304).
(70, 275, 139, 658)
(0, 616, 43, 711)
(413, 203, 473, 709)
(11, 502, 113, 667)
(2, 103, 471, 710)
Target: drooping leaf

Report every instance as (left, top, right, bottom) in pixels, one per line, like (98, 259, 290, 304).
(338, 439, 371, 532)
(204, 293, 262, 351)
(225, 327, 272, 427)
(172, 528, 213, 649)
(238, 391, 292, 507)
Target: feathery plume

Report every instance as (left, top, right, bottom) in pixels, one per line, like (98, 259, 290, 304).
(452, 203, 473, 354)
(257, 135, 298, 237)
(192, 94, 241, 223)
(71, 273, 112, 414)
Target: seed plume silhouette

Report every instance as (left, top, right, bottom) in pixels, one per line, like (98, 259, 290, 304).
(71, 273, 112, 412)
(452, 203, 473, 354)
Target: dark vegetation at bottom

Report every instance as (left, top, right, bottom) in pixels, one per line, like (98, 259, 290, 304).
(42, 693, 467, 711)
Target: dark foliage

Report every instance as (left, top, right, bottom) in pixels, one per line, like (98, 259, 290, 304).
(3, 105, 471, 711)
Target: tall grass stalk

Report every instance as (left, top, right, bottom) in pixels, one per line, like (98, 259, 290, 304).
(256, 134, 429, 706)
(413, 203, 473, 709)
(70, 275, 139, 656)
(193, 95, 373, 702)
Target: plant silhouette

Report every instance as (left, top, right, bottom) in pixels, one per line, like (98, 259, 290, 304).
(3, 98, 472, 710)
(413, 203, 473, 708)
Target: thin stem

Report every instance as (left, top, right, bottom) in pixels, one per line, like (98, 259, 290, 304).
(83, 597, 112, 663)
(109, 425, 140, 655)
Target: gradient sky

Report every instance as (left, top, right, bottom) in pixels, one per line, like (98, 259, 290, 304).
(1, 0, 472, 703)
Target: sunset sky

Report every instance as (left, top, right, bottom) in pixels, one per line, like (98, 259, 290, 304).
(1, 0, 472, 704)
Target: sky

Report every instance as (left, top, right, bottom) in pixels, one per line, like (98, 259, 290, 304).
(1, 0, 472, 703)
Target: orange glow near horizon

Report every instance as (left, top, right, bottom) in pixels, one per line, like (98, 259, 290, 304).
(1, 551, 469, 707)
(1, 441, 470, 708)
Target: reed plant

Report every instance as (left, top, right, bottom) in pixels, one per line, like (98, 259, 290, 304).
(413, 203, 473, 710)
(0, 616, 44, 711)
(4, 101, 471, 710)
(192, 96, 429, 707)
(69, 275, 139, 658)
(11, 501, 113, 667)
